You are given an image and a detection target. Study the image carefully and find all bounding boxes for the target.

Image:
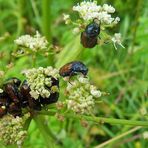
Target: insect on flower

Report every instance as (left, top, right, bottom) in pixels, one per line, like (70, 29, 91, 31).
(81, 21, 100, 48)
(0, 91, 9, 117)
(59, 61, 88, 78)
(20, 80, 41, 111)
(4, 78, 21, 103)
(6, 77, 21, 87)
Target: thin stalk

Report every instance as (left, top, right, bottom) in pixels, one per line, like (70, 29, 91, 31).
(24, 117, 32, 130)
(42, 0, 54, 66)
(42, 0, 52, 43)
(32, 53, 36, 67)
(30, 0, 41, 27)
(39, 110, 148, 127)
(95, 126, 141, 148)
(16, 0, 25, 36)
(131, 0, 143, 53)
(33, 115, 55, 148)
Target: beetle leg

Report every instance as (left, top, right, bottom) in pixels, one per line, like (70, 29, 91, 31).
(68, 77, 73, 85)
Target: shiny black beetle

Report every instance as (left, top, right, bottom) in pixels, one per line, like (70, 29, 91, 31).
(59, 61, 88, 77)
(81, 22, 100, 48)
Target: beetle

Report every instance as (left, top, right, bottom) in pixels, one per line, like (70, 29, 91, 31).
(5, 77, 21, 87)
(4, 83, 20, 103)
(7, 103, 22, 117)
(81, 22, 100, 48)
(4, 77, 22, 103)
(59, 61, 88, 77)
(20, 80, 41, 110)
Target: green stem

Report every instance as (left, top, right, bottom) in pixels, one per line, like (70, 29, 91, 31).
(94, 126, 141, 148)
(24, 117, 32, 130)
(30, 0, 41, 27)
(42, 0, 54, 66)
(131, 0, 143, 53)
(39, 110, 148, 127)
(33, 115, 55, 148)
(42, 0, 52, 43)
(32, 53, 36, 67)
(16, 0, 25, 36)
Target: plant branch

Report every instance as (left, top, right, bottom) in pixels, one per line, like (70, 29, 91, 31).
(33, 115, 55, 148)
(38, 110, 148, 127)
(42, 0, 52, 43)
(94, 126, 141, 148)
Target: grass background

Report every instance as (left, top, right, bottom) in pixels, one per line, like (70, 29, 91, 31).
(0, 0, 148, 147)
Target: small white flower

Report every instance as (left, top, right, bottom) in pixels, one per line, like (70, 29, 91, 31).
(0, 88, 3, 93)
(111, 33, 125, 49)
(99, 11, 114, 24)
(63, 14, 70, 21)
(73, 27, 80, 34)
(30, 90, 39, 100)
(143, 131, 148, 139)
(78, 76, 89, 84)
(63, 14, 70, 24)
(103, 4, 115, 13)
(91, 90, 102, 98)
(14, 31, 48, 51)
(140, 107, 147, 115)
(113, 17, 120, 24)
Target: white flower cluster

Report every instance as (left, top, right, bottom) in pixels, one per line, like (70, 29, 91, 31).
(112, 33, 125, 49)
(63, 14, 70, 24)
(23, 67, 59, 99)
(14, 31, 48, 51)
(66, 76, 102, 114)
(73, 1, 120, 25)
(0, 113, 30, 146)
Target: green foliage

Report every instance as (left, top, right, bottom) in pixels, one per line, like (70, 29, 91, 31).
(0, 0, 148, 147)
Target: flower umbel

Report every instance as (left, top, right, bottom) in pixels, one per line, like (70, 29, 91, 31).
(0, 113, 30, 146)
(72, 1, 117, 25)
(65, 75, 102, 114)
(64, 1, 124, 49)
(23, 67, 59, 99)
(14, 31, 48, 52)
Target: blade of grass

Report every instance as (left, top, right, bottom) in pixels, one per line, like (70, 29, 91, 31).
(94, 126, 141, 148)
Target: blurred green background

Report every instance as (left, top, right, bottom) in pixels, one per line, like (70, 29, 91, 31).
(0, 0, 148, 147)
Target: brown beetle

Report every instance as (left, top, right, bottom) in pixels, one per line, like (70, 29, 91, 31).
(6, 77, 21, 87)
(4, 78, 22, 103)
(81, 22, 100, 48)
(4, 83, 20, 103)
(7, 103, 22, 117)
(20, 80, 41, 111)
(59, 61, 88, 78)
(0, 93, 9, 117)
